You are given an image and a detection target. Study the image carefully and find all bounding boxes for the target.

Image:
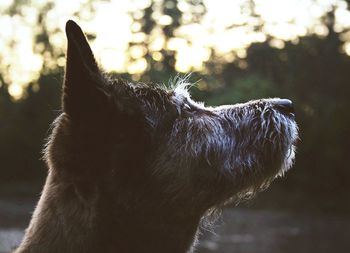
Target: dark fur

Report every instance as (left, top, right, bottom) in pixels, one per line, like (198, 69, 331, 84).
(14, 20, 298, 253)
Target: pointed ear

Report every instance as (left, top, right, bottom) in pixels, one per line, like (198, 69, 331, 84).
(63, 20, 107, 118)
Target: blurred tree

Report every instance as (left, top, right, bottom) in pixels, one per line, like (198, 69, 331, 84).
(0, 71, 61, 182)
(128, 0, 206, 83)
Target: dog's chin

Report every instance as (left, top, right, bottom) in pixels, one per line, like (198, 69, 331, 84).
(277, 144, 296, 177)
(277, 121, 298, 178)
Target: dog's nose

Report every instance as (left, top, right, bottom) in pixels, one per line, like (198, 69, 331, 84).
(274, 99, 294, 115)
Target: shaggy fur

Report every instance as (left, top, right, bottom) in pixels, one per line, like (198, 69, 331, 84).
(14, 20, 298, 253)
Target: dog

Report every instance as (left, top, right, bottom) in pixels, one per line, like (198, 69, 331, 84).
(14, 20, 298, 253)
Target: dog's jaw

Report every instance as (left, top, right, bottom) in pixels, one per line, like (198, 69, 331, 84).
(278, 119, 298, 177)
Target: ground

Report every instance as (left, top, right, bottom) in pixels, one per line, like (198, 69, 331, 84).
(1, 197, 349, 253)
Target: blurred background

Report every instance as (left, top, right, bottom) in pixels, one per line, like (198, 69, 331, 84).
(0, 0, 349, 252)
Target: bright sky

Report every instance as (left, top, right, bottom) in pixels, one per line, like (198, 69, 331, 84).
(0, 0, 349, 99)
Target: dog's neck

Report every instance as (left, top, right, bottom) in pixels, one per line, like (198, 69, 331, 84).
(14, 171, 200, 253)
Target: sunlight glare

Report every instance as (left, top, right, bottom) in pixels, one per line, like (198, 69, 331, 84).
(344, 42, 350, 56)
(8, 84, 24, 100)
(128, 58, 148, 74)
(100, 49, 126, 72)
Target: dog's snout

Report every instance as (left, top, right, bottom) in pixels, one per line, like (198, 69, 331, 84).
(274, 99, 295, 116)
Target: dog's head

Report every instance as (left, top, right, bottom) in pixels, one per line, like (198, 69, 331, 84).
(45, 20, 298, 218)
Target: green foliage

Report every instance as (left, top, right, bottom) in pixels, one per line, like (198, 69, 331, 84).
(207, 75, 279, 106)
